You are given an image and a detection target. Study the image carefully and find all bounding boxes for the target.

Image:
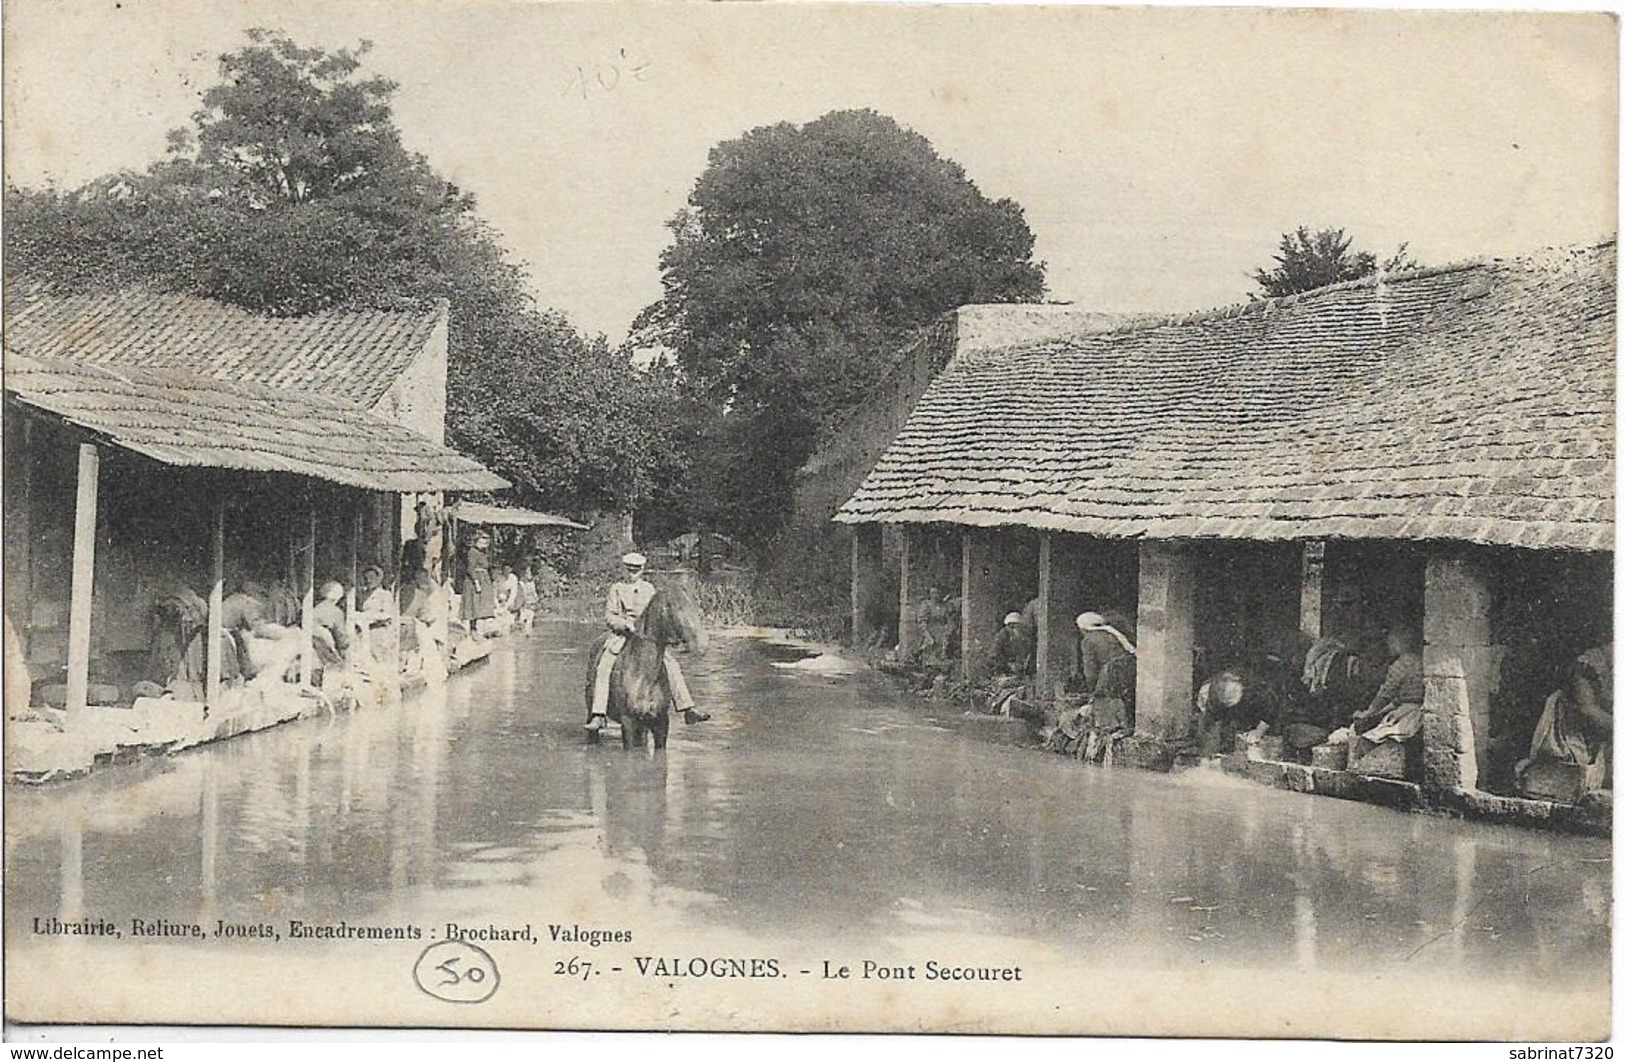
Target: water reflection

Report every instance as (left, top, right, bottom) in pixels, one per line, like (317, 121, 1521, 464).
(1290, 823, 1316, 972)
(5, 625, 1612, 995)
(58, 813, 82, 925)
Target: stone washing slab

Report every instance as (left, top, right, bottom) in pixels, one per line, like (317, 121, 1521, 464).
(1217, 752, 1608, 836)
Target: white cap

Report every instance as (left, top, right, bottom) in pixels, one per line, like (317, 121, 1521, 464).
(1003, 612, 1023, 626)
(622, 552, 647, 568)
(1076, 611, 1106, 631)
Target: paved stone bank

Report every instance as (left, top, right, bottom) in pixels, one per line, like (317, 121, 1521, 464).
(1219, 753, 1423, 811)
(1217, 752, 1610, 837)
(1115, 735, 1176, 772)
(877, 665, 1610, 837)
(6, 631, 495, 787)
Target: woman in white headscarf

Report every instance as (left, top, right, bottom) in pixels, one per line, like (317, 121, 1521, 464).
(1071, 611, 1137, 733)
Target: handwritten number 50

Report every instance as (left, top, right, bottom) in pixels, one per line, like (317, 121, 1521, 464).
(414, 940, 501, 1004)
(436, 957, 488, 987)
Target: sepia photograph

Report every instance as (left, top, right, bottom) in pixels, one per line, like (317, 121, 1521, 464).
(1, 0, 1616, 1044)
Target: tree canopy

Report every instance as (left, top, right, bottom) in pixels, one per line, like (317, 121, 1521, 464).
(5, 29, 677, 520)
(188, 32, 401, 207)
(636, 108, 1046, 541)
(1252, 226, 1417, 298)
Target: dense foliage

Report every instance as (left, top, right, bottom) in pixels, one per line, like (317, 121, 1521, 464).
(1252, 226, 1417, 298)
(636, 109, 1046, 542)
(4, 30, 679, 518)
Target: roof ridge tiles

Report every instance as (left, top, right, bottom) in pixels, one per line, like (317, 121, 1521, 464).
(952, 237, 1616, 353)
(6, 353, 504, 492)
(3, 280, 445, 409)
(837, 237, 1617, 551)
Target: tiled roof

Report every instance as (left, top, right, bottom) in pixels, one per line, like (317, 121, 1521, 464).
(3, 284, 445, 408)
(6, 355, 507, 494)
(799, 305, 1146, 481)
(952, 303, 1160, 353)
(837, 242, 1616, 552)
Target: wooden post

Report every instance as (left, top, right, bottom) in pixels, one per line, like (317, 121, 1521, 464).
(286, 521, 297, 590)
(960, 528, 1003, 682)
(393, 498, 406, 614)
(898, 528, 919, 658)
(4, 419, 35, 662)
(348, 501, 361, 617)
(206, 495, 225, 711)
(1037, 533, 1088, 697)
(348, 499, 365, 667)
(446, 514, 459, 588)
(849, 524, 884, 647)
(65, 443, 100, 723)
(377, 493, 393, 577)
(300, 502, 316, 687)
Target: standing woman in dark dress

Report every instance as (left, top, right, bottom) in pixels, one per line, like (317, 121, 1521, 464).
(462, 530, 497, 636)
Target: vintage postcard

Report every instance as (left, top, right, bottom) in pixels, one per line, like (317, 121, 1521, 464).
(2, 0, 1616, 1042)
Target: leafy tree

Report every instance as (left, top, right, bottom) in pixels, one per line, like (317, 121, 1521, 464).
(5, 29, 680, 521)
(186, 31, 400, 206)
(446, 319, 689, 519)
(6, 30, 483, 316)
(636, 108, 1045, 542)
(1252, 226, 1417, 298)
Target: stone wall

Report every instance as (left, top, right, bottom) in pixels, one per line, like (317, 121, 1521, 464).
(791, 315, 959, 529)
(374, 307, 450, 445)
(793, 305, 1144, 530)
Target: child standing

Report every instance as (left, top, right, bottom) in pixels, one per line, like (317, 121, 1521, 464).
(516, 565, 540, 634)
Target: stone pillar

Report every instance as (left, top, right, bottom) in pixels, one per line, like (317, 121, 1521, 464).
(961, 528, 1003, 681)
(1422, 552, 1493, 792)
(850, 524, 885, 648)
(1299, 540, 1326, 642)
(1037, 533, 1087, 696)
(898, 526, 924, 658)
(1135, 541, 1196, 741)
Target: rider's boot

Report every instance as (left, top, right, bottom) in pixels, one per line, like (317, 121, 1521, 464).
(683, 708, 711, 725)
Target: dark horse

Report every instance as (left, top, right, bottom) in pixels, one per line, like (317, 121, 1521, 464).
(583, 582, 708, 750)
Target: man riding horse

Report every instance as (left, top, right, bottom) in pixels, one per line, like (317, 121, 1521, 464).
(586, 552, 711, 733)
